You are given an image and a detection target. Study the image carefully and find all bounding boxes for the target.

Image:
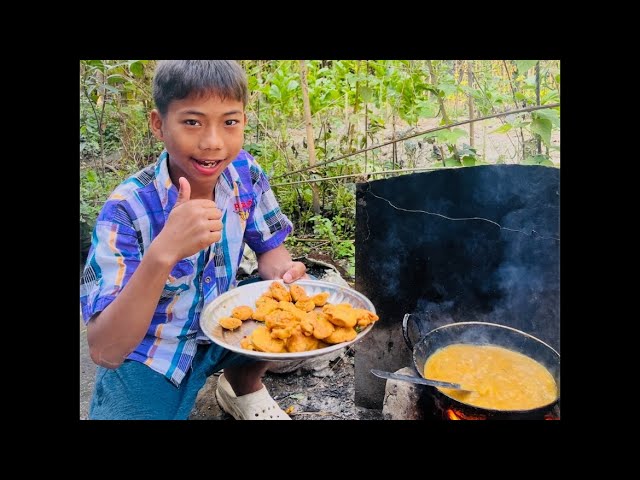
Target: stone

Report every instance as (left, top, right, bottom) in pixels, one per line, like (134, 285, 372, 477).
(381, 367, 424, 420)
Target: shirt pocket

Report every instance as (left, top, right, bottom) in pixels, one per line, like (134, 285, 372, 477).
(159, 258, 195, 304)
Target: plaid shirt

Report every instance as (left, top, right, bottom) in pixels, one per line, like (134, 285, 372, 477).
(80, 149, 292, 386)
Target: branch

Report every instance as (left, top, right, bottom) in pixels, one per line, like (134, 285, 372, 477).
(270, 103, 559, 180)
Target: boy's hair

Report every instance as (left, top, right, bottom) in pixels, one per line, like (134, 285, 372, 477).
(152, 60, 248, 116)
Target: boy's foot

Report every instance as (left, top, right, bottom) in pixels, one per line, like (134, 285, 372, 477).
(215, 373, 291, 420)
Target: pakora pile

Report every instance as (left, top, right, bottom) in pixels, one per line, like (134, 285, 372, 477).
(217, 281, 378, 353)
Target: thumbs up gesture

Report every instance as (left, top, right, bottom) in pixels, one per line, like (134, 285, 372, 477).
(155, 177, 223, 264)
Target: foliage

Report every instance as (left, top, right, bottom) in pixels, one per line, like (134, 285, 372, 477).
(80, 60, 560, 276)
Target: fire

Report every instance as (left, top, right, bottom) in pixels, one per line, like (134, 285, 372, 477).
(445, 408, 487, 420)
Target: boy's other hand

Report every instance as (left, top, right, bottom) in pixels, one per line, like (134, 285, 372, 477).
(282, 261, 308, 283)
(155, 177, 222, 264)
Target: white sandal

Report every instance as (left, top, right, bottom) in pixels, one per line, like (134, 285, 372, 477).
(215, 373, 291, 420)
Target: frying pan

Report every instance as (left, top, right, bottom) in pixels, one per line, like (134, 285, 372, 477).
(402, 315, 560, 416)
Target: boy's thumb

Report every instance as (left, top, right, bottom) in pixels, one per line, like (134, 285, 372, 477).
(175, 177, 191, 206)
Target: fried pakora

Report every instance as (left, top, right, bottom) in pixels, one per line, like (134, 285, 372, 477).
(219, 316, 243, 330)
(289, 284, 309, 302)
(232, 305, 253, 321)
(250, 325, 286, 353)
(235, 281, 378, 354)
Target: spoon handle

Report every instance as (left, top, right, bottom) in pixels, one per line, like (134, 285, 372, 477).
(371, 369, 466, 390)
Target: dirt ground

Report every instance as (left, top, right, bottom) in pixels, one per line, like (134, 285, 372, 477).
(188, 347, 383, 420)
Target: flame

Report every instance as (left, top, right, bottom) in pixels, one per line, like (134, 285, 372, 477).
(445, 408, 487, 420)
(446, 409, 462, 420)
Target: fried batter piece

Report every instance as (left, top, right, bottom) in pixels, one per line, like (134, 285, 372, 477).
(304, 311, 335, 340)
(269, 282, 292, 302)
(252, 300, 280, 322)
(255, 296, 278, 310)
(311, 292, 330, 306)
(289, 284, 310, 302)
(232, 305, 253, 321)
(270, 327, 294, 340)
(300, 316, 314, 336)
(265, 310, 297, 330)
(295, 299, 316, 312)
(240, 336, 255, 350)
(353, 308, 380, 327)
(323, 326, 358, 344)
(286, 326, 321, 352)
(219, 316, 243, 330)
(278, 301, 308, 322)
(323, 303, 358, 328)
(250, 326, 286, 353)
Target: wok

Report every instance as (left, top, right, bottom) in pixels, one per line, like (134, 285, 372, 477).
(402, 315, 560, 417)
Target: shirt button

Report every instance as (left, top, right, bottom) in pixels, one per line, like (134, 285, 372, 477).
(204, 276, 211, 283)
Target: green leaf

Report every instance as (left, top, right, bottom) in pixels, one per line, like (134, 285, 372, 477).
(444, 156, 461, 167)
(542, 91, 560, 104)
(287, 80, 299, 91)
(523, 154, 551, 165)
(438, 82, 457, 97)
(458, 144, 477, 158)
(531, 117, 552, 147)
(532, 109, 560, 128)
(461, 156, 476, 167)
(515, 60, 538, 73)
(107, 74, 127, 85)
(416, 100, 438, 118)
(360, 85, 373, 102)
(269, 84, 281, 100)
(424, 128, 466, 145)
(129, 61, 144, 78)
(104, 84, 120, 95)
(289, 393, 305, 401)
(86, 170, 98, 183)
(445, 128, 467, 144)
(492, 123, 512, 134)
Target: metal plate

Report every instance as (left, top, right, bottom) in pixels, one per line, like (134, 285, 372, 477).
(200, 279, 377, 362)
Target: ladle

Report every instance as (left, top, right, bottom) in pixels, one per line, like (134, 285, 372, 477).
(371, 369, 473, 392)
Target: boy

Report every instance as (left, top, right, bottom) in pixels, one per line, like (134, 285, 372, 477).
(80, 60, 307, 420)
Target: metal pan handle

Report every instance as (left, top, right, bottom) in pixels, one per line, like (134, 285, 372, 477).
(402, 313, 414, 350)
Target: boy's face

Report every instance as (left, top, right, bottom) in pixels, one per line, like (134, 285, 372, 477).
(150, 92, 246, 199)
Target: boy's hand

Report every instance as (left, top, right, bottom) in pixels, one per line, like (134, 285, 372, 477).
(282, 261, 308, 283)
(156, 177, 222, 264)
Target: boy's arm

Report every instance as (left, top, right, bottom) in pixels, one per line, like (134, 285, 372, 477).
(256, 244, 307, 283)
(87, 177, 222, 368)
(86, 243, 177, 369)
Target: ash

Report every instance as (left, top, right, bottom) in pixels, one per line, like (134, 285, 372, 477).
(189, 347, 383, 420)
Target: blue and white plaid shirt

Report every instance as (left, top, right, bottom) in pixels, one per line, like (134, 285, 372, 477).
(80, 149, 292, 385)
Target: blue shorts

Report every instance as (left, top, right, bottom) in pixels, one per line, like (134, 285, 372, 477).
(88, 343, 254, 420)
